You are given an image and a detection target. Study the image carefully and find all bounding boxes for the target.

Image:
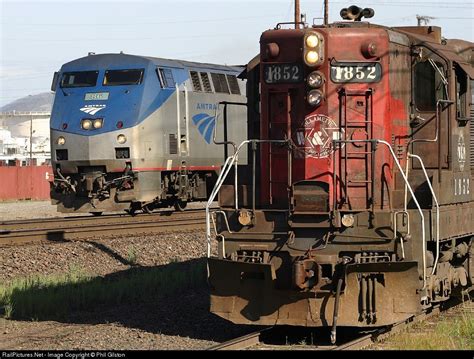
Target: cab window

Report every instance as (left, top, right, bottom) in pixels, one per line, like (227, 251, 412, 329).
(61, 71, 98, 88)
(103, 69, 144, 86)
(414, 61, 445, 111)
(455, 65, 467, 119)
(157, 68, 175, 88)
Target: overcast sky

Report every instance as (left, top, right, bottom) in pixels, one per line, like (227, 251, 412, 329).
(1, 0, 473, 107)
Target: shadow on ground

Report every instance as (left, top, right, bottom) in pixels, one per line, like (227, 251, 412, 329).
(0, 257, 260, 343)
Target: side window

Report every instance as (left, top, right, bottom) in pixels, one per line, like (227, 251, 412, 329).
(455, 65, 467, 119)
(211, 73, 230, 94)
(414, 61, 445, 111)
(200, 72, 213, 92)
(190, 71, 202, 92)
(157, 68, 175, 88)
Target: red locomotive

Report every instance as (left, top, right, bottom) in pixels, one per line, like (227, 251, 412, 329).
(206, 6, 473, 342)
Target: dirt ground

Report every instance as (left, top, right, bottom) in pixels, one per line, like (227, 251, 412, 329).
(0, 200, 251, 350)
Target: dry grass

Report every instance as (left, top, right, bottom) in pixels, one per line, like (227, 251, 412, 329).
(379, 304, 474, 350)
(0, 259, 206, 320)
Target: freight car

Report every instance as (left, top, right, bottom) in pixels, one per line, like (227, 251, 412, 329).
(50, 53, 247, 215)
(206, 6, 474, 342)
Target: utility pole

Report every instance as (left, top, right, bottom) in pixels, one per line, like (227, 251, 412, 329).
(324, 0, 329, 26)
(295, 0, 300, 28)
(29, 114, 33, 165)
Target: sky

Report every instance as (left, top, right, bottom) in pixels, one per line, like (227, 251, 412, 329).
(0, 0, 473, 107)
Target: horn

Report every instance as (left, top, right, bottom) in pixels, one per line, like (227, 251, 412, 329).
(340, 5, 375, 21)
(347, 5, 363, 20)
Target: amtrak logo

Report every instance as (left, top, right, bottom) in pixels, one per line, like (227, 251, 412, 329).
(192, 113, 216, 144)
(80, 105, 106, 115)
(294, 114, 344, 159)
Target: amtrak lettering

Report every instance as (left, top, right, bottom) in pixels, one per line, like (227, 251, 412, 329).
(196, 103, 218, 110)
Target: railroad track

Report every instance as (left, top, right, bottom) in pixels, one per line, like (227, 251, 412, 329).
(209, 298, 471, 350)
(0, 209, 207, 246)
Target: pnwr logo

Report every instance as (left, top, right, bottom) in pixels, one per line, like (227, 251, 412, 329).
(294, 114, 344, 159)
(192, 113, 216, 144)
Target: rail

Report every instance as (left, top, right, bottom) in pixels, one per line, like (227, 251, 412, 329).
(334, 139, 428, 289)
(0, 209, 207, 246)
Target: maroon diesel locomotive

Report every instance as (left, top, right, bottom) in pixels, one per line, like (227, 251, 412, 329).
(206, 6, 473, 341)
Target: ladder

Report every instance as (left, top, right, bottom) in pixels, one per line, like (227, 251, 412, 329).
(338, 88, 375, 212)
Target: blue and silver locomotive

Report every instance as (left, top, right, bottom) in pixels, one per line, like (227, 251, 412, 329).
(50, 53, 247, 214)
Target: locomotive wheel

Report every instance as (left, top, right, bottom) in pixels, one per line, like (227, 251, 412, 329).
(143, 204, 154, 214)
(174, 200, 187, 212)
(126, 202, 141, 216)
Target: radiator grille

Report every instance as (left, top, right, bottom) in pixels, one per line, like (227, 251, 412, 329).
(169, 134, 178, 155)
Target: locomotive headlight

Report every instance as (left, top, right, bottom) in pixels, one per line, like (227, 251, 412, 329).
(117, 134, 127, 144)
(306, 34, 319, 48)
(81, 119, 92, 130)
(307, 71, 324, 88)
(342, 214, 355, 227)
(305, 51, 319, 65)
(93, 119, 103, 129)
(56, 136, 66, 146)
(307, 89, 323, 106)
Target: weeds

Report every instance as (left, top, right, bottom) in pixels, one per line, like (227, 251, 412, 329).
(0, 259, 206, 320)
(126, 246, 138, 265)
(385, 310, 474, 350)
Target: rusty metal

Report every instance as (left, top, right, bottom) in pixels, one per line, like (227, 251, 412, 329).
(293, 258, 319, 289)
(207, 13, 474, 333)
(294, 0, 300, 28)
(208, 327, 273, 350)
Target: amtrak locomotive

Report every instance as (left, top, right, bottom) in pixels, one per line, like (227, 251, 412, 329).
(50, 53, 247, 214)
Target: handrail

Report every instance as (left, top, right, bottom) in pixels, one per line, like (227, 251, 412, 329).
(184, 85, 190, 156)
(408, 153, 440, 276)
(334, 138, 427, 290)
(206, 139, 288, 261)
(175, 83, 181, 155)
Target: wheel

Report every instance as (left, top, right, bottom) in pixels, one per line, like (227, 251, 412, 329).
(126, 202, 140, 216)
(143, 204, 154, 214)
(174, 200, 187, 212)
(91, 212, 103, 216)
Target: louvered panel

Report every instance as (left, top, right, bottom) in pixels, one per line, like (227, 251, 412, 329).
(470, 106, 474, 173)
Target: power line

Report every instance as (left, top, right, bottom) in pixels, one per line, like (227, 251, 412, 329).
(0, 14, 286, 27)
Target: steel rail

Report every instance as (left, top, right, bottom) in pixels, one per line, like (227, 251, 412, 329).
(208, 327, 274, 350)
(0, 210, 206, 246)
(209, 299, 468, 350)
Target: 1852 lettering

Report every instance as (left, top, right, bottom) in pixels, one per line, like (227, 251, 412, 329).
(330, 63, 382, 83)
(264, 64, 303, 84)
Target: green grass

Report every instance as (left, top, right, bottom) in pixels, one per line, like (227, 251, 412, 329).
(382, 308, 474, 350)
(0, 259, 206, 321)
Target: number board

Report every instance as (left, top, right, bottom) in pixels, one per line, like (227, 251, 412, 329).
(84, 92, 109, 101)
(264, 64, 303, 84)
(330, 63, 382, 83)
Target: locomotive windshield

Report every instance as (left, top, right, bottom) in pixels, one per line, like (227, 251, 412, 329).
(103, 69, 144, 86)
(61, 71, 99, 88)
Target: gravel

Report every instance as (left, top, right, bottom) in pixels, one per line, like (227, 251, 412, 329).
(0, 200, 248, 350)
